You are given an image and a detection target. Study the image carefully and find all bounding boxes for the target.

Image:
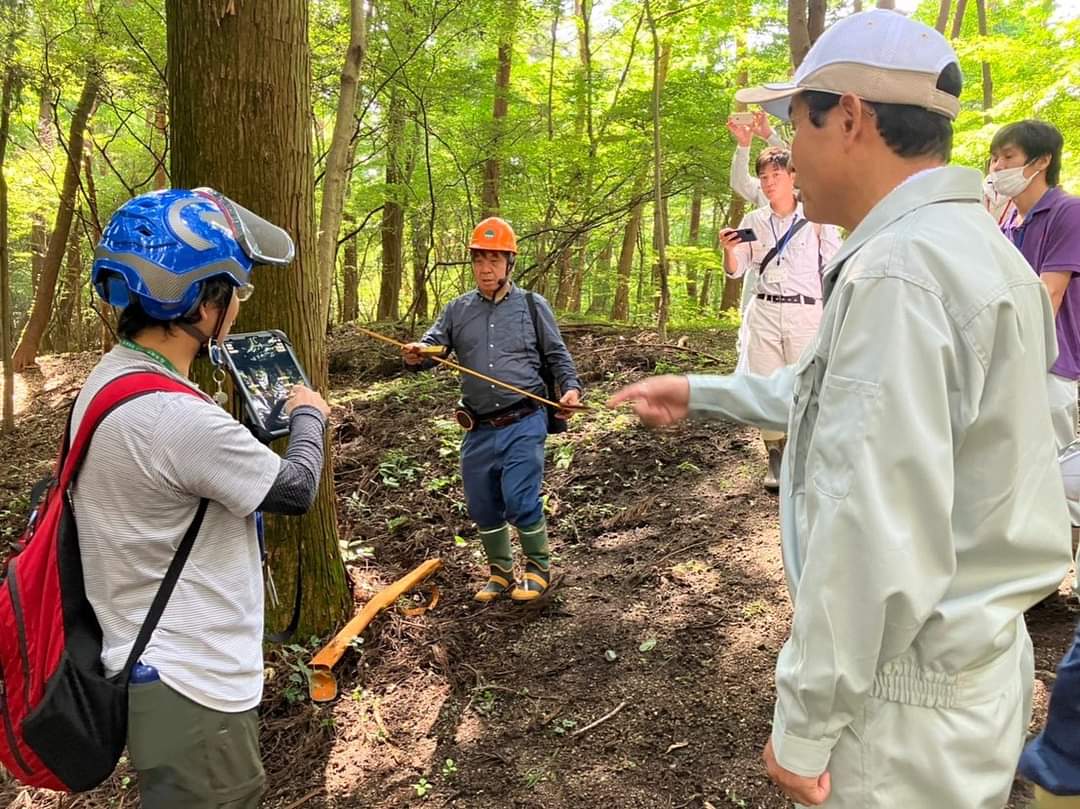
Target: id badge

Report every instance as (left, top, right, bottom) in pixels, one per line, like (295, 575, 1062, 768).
(763, 262, 786, 285)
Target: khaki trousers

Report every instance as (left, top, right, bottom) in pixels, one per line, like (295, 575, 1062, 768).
(747, 299, 822, 441)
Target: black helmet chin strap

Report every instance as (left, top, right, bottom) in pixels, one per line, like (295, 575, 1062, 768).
(178, 296, 231, 362)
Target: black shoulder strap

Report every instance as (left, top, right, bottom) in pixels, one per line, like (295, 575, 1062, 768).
(525, 292, 548, 370)
(121, 498, 209, 679)
(759, 217, 811, 271)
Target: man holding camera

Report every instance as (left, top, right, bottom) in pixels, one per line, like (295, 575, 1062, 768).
(402, 217, 582, 603)
(719, 141, 842, 491)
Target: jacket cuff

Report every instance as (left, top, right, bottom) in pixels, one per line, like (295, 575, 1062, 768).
(686, 374, 729, 419)
(770, 710, 835, 778)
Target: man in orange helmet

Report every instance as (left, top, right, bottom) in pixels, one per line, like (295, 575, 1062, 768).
(403, 217, 582, 602)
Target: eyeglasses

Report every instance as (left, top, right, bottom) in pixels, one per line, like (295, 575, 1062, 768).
(236, 284, 255, 302)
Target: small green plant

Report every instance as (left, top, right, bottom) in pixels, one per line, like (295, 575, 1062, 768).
(552, 717, 578, 736)
(440, 758, 458, 779)
(378, 450, 421, 488)
(386, 515, 410, 534)
(553, 442, 574, 471)
(454, 534, 469, 548)
(412, 777, 433, 798)
(523, 768, 548, 789)
(475, 689, 496, 715)
(742, 600, 769, 619)
(339, 539, 375, 563)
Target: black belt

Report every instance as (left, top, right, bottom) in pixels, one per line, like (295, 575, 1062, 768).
(756, 293, 817, 305)
(476, 400, 539, 429)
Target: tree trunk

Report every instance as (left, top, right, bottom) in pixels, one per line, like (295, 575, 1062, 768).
(378, 85, 406, 321)
(854, 0, 863, 10)
(13, 69, 100, 371)
(788, 0, 812, 70)
(935, 0, 951, 33)
(951, 0, 968, 37)
(317, 0, 368, 329)
(877, 0, 896, 8)
(975, 0, 992, 121)
(410, 207, 429, 321)
(342, 215, 359, 323)
(808, 0, 826, 44)
(82, 140, 113, 351)
(720, 60, 749, 313)
(686, 185, 702, 300)
(612, 176, 645, 321)
(52, 223, 83, 352)
(30, 86, 53, 294)
(644, 1, 670, 340)
(482, 1, 516, 217)
(166, 0, 350, 636)
(0, 47, 18, 430)
(154, 101, 168, 189)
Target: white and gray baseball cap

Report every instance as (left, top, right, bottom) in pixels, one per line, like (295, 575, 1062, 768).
(736, 9, 961, 121)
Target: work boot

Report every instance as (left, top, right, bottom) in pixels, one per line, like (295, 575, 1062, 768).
(511, 518, 551, 602)
(474, 564, 515, 603)
(764, 438, 784, 493)
(475, 524, 514, 603)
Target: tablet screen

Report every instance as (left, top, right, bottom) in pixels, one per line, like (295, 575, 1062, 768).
(223, 332, 307, 437)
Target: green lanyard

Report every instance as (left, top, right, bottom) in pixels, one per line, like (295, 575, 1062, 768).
(119, 338, 181, 376)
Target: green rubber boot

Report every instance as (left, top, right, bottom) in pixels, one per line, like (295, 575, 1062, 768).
(512, 518, 551, 602)
(475, 524, 514, 602)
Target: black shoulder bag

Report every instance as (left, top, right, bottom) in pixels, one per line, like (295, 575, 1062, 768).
(525, 292, 568, 435)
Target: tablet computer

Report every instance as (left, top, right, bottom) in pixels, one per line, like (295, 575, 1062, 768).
(220, 330, 310, 442)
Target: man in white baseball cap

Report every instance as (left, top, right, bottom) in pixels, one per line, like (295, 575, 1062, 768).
(610, 9, 1071, 807)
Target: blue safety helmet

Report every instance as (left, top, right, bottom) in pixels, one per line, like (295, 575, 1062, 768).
(92, 188, 294, 321)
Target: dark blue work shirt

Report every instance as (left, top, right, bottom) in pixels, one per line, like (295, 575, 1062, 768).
(416, 284, 582, 415)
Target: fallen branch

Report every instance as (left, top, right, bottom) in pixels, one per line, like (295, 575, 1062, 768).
(571, 700, 628, 738)
(590, 343, 728, 365)
(281, 789, 324, 809)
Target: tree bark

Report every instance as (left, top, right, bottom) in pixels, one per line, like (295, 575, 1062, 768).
(482, 0, 516, 216)
(317, 0, 367, 329)
(377, 85, 406, 321)
(808, 0, 826, 44)
(30, 86, 53, 294)
(686, 185, 702, 300)
(975, 0, 992, 120)
(166, 0, 350, 635)
(51, 222, 83, 352)
(13, 69, 100, 371)
(950, 0, 968, 37)
(644, 1, 670, 340)
(720, 59, 749, 313)
(0, 46, 18, 430)
(935, 0, 952, 33)
(342, 215, 359, 323)
(410, 207, 429, 321)
(153, 101, 168, 189)
(877, 0, 896, 8)
(613, 176, 645, 321)
(788, 0, 812, 70)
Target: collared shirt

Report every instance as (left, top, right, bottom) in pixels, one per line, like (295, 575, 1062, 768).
(417, 283, 581, 415)
(728, 202, 843, 300)
(1002, 186, 1080, 379)
(686, 166, 1070, 777)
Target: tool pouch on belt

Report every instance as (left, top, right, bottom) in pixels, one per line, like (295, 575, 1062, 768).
(454, 402, 476, 431)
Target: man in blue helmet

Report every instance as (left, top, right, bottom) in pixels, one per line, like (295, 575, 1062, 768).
(75, 188, 331, 808)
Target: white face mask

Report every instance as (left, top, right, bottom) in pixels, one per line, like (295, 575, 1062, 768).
(988, 162, 1040, 199)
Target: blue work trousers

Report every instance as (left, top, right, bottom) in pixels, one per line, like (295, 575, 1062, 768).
(1021, 617, 1080, 795)
(461, 408, 546, 530)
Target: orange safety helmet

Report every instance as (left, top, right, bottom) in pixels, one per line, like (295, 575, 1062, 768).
(469, 217, 518, 255)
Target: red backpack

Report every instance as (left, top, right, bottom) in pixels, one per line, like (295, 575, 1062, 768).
(0, 371, 208, 791)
